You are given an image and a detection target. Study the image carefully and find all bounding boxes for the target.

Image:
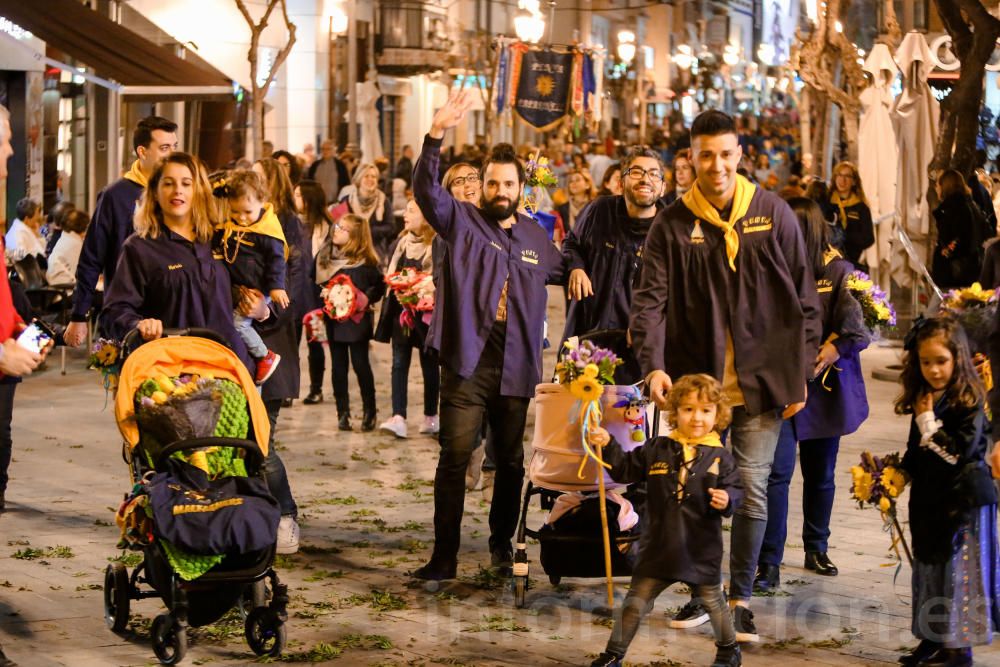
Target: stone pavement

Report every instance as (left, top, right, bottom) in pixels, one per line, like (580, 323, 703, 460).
(1, 287, 999, 666)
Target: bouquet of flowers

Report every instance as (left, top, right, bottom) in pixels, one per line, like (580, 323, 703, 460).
(88, 338, 123, 391)
(302, 308, 328, 344)
(850, 451, 912, 564)
(847, 270, 896, 334)
(522, 151, 558, 230)
(385, 268, 435, 336)
(939, 282, 999, 356)
(320, 274, 370, 323)
(554, 338, 623, 403)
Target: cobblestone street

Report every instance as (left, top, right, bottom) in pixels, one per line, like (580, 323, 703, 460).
(1, 287, 998, 666)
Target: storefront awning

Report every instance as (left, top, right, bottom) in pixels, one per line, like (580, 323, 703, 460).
(0, 0, 233, 98)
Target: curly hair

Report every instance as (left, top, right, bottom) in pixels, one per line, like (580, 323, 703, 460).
(894, 316, 983, 415)
(224, 169, 270, 203)
(665, 373, 732, 432)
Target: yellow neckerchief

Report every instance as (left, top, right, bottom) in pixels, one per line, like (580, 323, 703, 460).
(681, 174, 757, 271)
(123, 160, 148, 188)
(670, 430, 723, 500)
(217, 203, 289, 263)
(830, 191, 862, 229)
(823, 245, 842, 265)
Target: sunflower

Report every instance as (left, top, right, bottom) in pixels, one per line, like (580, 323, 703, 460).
(851, 471, 874, 503)
(95, 345, 118, 366)
(878, 496, 892, 513)
(583, 363, 599, 379)
(882, 466, 908, 498)
(570, 375, 604, 402)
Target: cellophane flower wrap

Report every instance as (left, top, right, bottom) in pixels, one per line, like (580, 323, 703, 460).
(555, 338, 623, 402)
(320, 274, 369, 323)
(88, 338, 123, 390)
(847, 270, 896, 334)
(850, 451, 912, 565)
(302, 308, 328, 344)
(385, 268, 435, 336)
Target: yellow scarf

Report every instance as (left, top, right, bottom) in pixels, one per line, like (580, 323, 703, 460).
(681, 175, 757, 271)
(123, 160, 148, 188)
(829, 191, 861, 229)
(822, 245, 842, 265)
(671, 431, 723, 499)
(217, 203, 289, 261)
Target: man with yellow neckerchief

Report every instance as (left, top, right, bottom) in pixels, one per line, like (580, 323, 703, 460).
(630, 110, 821, 644)
(64, 116, 179, 348)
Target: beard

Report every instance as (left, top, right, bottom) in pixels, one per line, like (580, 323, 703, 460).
(623, 183, 658, 208)
(482, 194, 518, 221)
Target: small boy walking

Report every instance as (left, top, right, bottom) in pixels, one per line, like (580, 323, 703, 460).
(589, 373, 744, 667)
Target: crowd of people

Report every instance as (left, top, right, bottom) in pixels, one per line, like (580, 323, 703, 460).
(0, 92, 999, 667)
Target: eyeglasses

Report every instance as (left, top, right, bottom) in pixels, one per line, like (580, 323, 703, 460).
(333, 222, 350, 233)
(623, 166, 665, 183)
(451, 174, 480, 187)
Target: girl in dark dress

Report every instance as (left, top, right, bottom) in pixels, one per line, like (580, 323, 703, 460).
(375, 200, 439, 439)
(589, 375, 744, 667)
(894, 317, 1000, 667)
(316, 213, 384, 431)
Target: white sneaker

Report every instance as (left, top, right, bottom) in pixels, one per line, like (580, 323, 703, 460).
(379, 414, 408, 439)
(276, 515, 299, 555)
(420, 415, 440, 435)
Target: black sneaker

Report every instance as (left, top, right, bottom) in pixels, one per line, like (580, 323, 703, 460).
(589, 652, 623, 667)
(490, 542, 513, 576)
(712, 641, 742, 667)
(410, 558, 457, 581)
(668, 600, 710, 629)
(732, 605, 759, 643)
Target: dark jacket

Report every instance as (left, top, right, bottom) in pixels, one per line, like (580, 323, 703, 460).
(630, 191, 823, 415)
(394, 156, 414, 187)
(980, 238, 1000, 289)
(790, 256, 869, 440)
(324, 263, 384, 343)
(214, 229, 286, 293)
(374, 242, 434, 346)
(257, 210, 306, 401)
(902, 399, 997, 563)
(603, 435, 743, 584)
(70, 177, 144, 321)
(562, 195, 660, 340)
(99, 229, 251, 372)
(833, 200, 874, 269)
(341, 194, 397, 264)
(932, 193, 989, 289)
(414, 134, 566, 398)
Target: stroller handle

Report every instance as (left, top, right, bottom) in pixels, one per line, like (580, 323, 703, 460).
(155, 436, 265, 472)
(120, 327, 231, 360)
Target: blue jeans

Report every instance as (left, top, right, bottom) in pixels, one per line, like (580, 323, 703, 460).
(727, 406, 783, 601)
(390, 339, 439, 419)
(234, 311, 267, 359)
(760, 420, 841, 566)
(263, 398, 297, 518)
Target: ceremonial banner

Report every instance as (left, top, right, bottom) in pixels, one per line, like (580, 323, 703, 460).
(513, 48, 574, 130)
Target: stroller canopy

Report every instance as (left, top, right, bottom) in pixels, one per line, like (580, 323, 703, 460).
(114, 337, 271, 455)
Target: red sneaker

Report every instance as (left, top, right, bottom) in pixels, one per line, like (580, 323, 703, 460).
(255, 351, 281, 385)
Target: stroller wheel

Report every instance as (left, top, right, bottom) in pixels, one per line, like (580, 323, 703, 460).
(513, 575, 527, 608)
(151, 613, 187, 665)
(238, 580, 269, 621)
(245, 606, 286, 657)
(103, 563, 131, 633)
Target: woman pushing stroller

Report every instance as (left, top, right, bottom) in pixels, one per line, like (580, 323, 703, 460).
(588, 374, 744, 667)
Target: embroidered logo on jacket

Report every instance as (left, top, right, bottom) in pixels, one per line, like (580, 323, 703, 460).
(168, 264, 183, 270)
(742, 216, 773, 234)
(649, 461, 669, 475)
(691, 220, 705, 244)
(490, 240, 503, 251)
(521, 249, 539, 265)
(816, 278, 834, 293)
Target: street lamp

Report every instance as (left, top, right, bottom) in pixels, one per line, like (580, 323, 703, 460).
(514, 0, 545, 44)
(617, 30, 636, 64)
(673, 43, 694, 70)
